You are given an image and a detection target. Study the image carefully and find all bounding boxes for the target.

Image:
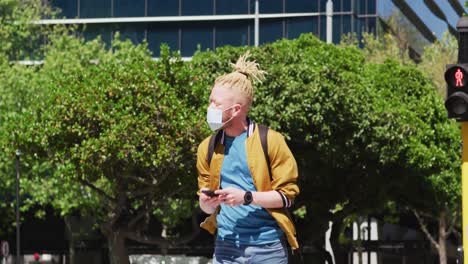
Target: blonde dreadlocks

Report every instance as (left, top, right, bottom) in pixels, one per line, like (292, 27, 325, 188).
(213, 51, 266, 107)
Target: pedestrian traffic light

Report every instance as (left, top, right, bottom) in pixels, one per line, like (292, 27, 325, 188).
(445, 64, 468, 121)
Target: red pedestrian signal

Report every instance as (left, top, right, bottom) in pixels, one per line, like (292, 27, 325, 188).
(456, 68, 464, 87)
(445, 64, 468, 121)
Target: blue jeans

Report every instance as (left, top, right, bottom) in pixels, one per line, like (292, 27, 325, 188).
(213, 240, 288, 264)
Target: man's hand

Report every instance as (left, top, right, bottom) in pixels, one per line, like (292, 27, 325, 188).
(199, 188, 222, 214)
(215, 187, 246, 206)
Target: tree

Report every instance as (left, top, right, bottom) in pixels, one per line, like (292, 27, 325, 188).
(343, 22, 460, 263)
(0, 0, 55, 239)
(412, 33, 460, 264)
(364, 60, 460, 264)
(0, 0, 55, 61)
(381, 9, 430, 61)
(15, 33, 209, 263)
(418, 32, 458, 96)
(353, 32, 413, 65)
(340, 9, 427, 65)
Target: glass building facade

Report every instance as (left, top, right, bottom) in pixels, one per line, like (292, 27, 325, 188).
(45, 0, 466, 57)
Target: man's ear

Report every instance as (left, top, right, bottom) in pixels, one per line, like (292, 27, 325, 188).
(233, 103, 243, 116)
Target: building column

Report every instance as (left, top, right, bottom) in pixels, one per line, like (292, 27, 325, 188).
(254, 0, 259, 46)
(326, 0, 333, 44)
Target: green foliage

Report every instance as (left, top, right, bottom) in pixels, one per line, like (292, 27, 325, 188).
(13, 33, 209, 243)
(343, 32, 414, 65)
(419, 32, 458, 96)
(0, 0, 54, 235)
(0, 0, 59, 236)
(340, 9, 426, 65)
(292, 205, 307, 219)
(342, 21, 460, 258)
(154, 198, 194, 229)
(0, 61, 43, 235)
(363, 60, 460, 210)
(0, 0, 55, 60)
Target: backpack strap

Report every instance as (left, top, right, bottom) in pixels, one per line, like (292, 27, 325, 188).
(207, 130, 223, 166)
(257, 124, 272, 182)
(258, 124, 291, 208)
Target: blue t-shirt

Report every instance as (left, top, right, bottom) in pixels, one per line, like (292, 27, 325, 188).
(216, 130, 283, 246)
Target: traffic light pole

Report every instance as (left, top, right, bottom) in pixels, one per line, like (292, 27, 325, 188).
(15, 150, 20, 264)
(459, 17, 468, 264)
(463, 123, 468, 264)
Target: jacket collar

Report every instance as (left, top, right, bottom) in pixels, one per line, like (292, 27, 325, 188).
(220, 118, 255, 145)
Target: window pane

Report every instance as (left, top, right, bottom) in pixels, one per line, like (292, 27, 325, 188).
(356, 17, 376, 36)
(115, 23, 146, 45)
(355, 17, 364, 37)
(318, 0, 327, 12)
(332, 15, 341, 43)
(311, 0, 319, 12)
(287, 17, 317, 39)
(52, 0, 77, 18)
(354, 17, 363, 47)
(80, 0, 111, 18)
(216, 0, 249, 14)
(250, 23, 254, 44)
(260, 18, 283, 44)
(114, 0, 145, 17)
(82, 24, 112, 47)
(181, 0, 213, 15)
(181, 22, 213, 57)
(147, 23, 179, 57)
(319, 15, 326, 41)
(333, 0, 341, 12)
(357, 0, 366, 15)
(343, 0, 352, 12)
(215, 20, 250, 48)
(367, 17, 376, 34)
(286, 0, 315, 13)
(367, 0, 376, 14)
(259, 0, 283, 14)
(148, 0, 179, 16)
(342, 15, 352, 36)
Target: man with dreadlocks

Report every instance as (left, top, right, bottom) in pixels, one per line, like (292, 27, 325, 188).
(196, 52, 300, 263)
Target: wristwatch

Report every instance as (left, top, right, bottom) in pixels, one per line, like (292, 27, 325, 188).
(243, 191, 253, 205)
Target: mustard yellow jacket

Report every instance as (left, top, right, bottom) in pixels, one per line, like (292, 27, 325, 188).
(196, 122, 300, 249)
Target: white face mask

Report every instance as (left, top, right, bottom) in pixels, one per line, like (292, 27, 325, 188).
(206, 106, 234, 131)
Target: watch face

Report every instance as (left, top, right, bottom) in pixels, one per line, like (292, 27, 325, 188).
(244, 191, 253, 205)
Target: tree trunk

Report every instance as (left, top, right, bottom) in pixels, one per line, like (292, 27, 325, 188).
(413, 209, 455, 264)
(329, 208, 353, 263)
(107, 231, 130, 264)
(438, 211, 447, 264)
(64, 216, 75, 264)
(69, 235, 75, 264)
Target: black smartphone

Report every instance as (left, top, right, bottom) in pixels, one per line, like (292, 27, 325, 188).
(202, 189, 219, 197)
